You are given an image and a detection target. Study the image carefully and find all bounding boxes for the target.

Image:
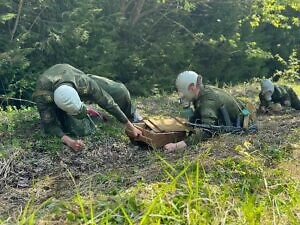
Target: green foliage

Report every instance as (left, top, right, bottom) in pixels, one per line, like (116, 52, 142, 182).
(0, 0, 299, 98)
(0, 13, 15, 22)
(1, 83, 300, 224)
(17, 198, 52, 225)
(0, 49, 31, 99)
(251, 0, 300, 29)
(273, 49, 300, 81)
(0, 106, 62, 153)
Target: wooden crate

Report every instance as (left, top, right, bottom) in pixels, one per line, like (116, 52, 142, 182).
(125, 117, 189, 149)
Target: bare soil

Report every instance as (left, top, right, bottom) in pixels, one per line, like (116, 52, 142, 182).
(0, 95, 299, 219)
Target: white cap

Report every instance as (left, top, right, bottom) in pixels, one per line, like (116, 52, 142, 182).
(54, 85, 83, 115)
(261, 79, 274, 94)
(175, 71, 200, 102)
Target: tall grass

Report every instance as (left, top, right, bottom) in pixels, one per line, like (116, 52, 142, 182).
(12, 152, 300, 225)
(2, 81, 299, 224)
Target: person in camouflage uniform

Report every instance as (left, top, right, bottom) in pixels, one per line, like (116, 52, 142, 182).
(259, 79, 300, 113)
(33, 64, 142, 151)
(164, 71, 255, 152)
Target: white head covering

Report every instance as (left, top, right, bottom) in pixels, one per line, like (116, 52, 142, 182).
(261, 79, 274, 101)
(175, 71, 200, 102)
(261, 79, 274, 93)
(54, 85, 83, 115)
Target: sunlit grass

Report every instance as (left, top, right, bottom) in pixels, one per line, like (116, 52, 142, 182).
(10, 152, 300, 224)
(1, 80, 300, 224)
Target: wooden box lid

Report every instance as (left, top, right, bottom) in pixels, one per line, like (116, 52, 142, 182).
(125, 117, 189, 148)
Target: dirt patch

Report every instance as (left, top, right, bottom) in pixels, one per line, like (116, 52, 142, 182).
(0, 107, 299, 218)
(0, 133, 162, 217)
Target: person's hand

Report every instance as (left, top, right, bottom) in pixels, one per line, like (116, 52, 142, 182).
(270, 103, 282, 112)
(101, 113, 110, 122)
(126, 121, 142, 137)
(164, 143, 177, 152)
(87, 107, 101, 117)
(62, 135, 85, 151)
(69, 139, 85, 151)
(259, 106, 267, 113)
(87, 107, 109, 122)
(132, 126, 142, 137)
(164, 141, 187, 152)
(260, 106, 267, 113)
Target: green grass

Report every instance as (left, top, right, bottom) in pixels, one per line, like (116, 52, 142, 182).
(13, 156, 300, 224)
(0, 81, 300, 224)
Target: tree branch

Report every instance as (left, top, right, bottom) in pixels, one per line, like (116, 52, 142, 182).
(0, 96, 36, 105)
(131, 0, 145, 26)
(27, 7, 46, 33)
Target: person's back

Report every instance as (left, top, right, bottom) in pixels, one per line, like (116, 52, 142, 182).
(88, 75, 134, 118)
(164, 71, 255, 152)
(35, 64, 86, 94)
(88, 75, 128, 99)
(192, 85, 242, 126)
(35, 64, 132, 112)
(33, 64, 143, 151)
(259, 79, 300, 111)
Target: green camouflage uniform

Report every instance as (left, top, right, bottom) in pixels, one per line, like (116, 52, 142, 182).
(33, 64, 134, 137)
(259, 84, 300, 110)
(186, 85, 248, 145)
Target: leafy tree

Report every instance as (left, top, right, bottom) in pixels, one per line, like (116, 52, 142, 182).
(0, 0, 299, 103)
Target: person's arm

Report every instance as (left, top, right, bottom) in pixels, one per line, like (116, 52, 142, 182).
(86, 79, 142, 137)
(38, 105, 86, 150)
(164, 101, 216, 152)
(280, 86, 291, 105)
(259, 92, 272, 108)
(86, 79, 129, 123)
(188, 110, 198, 123)
(34, 96, 65, 137)
(199, 98, 218, 125)
(186, 100, 217, 144)
(258, 92, 272, 113)
(164, 128, 212, 152)
(34, 94, 86, 150)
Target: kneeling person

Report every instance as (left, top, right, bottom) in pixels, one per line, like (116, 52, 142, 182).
(33, 64, 142, 151)
(164, 71, 255, 152)
(259, 79, 300, 113)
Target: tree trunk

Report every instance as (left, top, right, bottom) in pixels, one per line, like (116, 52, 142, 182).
(120, 0, 127, 17)
(10, 0, 24, 41)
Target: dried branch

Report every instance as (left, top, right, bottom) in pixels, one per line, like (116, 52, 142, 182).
(0, 96, 36, 105)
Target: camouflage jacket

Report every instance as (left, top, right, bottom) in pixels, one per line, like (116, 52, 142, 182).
(259, 84, 300, 110)
(33, 64, 130, 137)
(190, 85, 244, 125)
(186, 85, 245, 145)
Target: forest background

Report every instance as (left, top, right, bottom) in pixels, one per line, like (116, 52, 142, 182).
(1, 1, 300, 223)
(0, 0, 299, 102)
